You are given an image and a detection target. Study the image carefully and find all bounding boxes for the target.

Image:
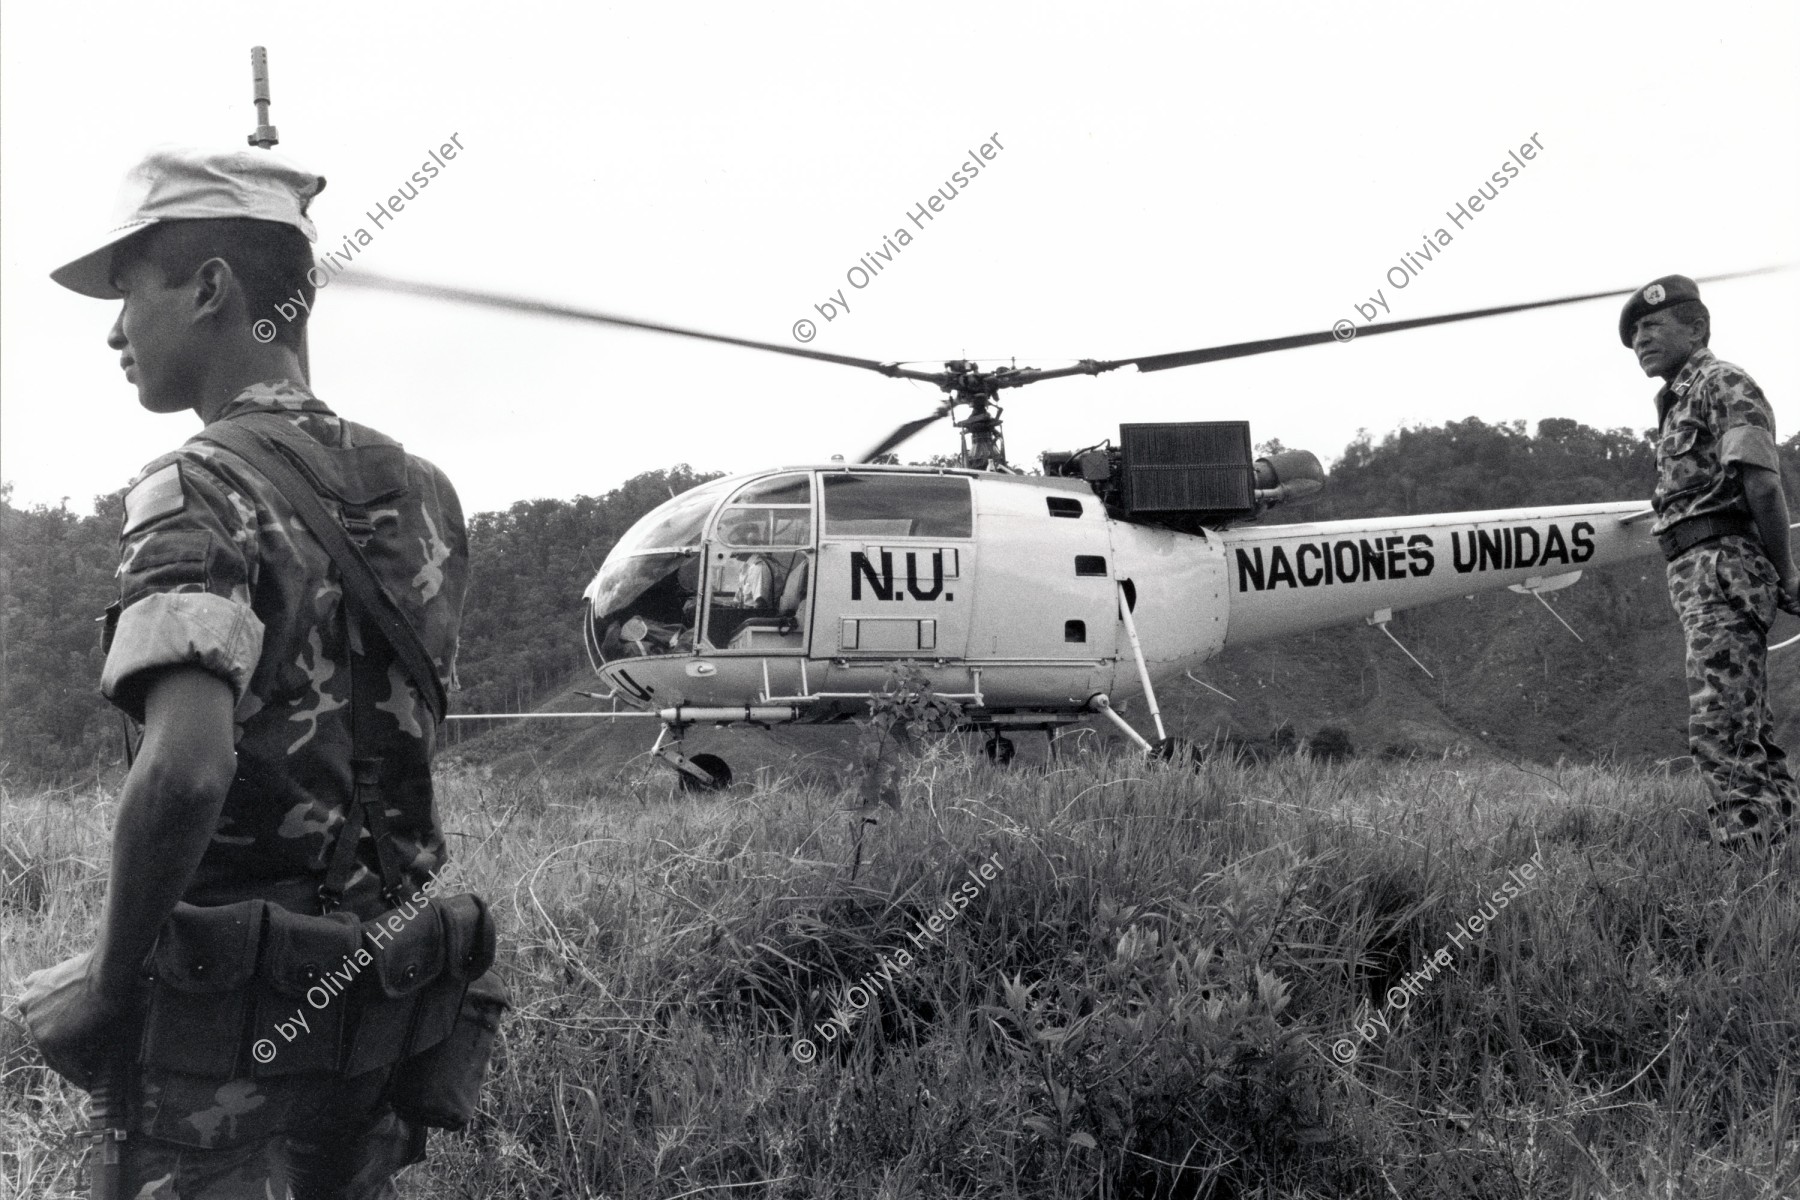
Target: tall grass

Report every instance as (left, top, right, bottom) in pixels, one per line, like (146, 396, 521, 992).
(3, 745, 1797, 1198)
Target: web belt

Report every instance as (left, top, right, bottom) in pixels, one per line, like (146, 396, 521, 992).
(1657, 512, 1756, 562)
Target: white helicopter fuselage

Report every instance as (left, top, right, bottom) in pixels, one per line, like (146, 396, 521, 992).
(579, 464, 1658, 731)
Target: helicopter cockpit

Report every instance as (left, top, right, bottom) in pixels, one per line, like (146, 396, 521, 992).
(583, 472, 820, 667)
(583, 476, 722, 664)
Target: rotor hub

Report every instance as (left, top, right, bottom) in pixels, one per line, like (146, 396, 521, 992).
(935, 360, 1009, 469)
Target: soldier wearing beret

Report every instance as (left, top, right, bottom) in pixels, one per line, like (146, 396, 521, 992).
(1624, 274, 1798, 849)
(20, 146, 478, 1197)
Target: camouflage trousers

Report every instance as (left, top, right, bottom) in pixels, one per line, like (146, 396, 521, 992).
(97, 1063, 424, 1199)
(1666, 534, 1798, 844)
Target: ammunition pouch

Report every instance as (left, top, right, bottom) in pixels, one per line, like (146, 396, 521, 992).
(141, 899, 265, 1078)
(386, 970, 511, 1130)
(255, 905, 363, 1075)
(139, 892, 499, 1083)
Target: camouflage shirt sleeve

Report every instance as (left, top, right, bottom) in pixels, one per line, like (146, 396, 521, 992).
(1706, 361, 1780, 473)
(100, 449, 265, 719)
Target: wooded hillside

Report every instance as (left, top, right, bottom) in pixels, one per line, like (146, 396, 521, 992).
(6, 420, 1798, 780)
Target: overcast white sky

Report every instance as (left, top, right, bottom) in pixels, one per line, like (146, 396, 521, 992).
(3, 1, 1796, 516)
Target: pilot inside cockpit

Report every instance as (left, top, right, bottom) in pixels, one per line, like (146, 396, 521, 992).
(727, 522, 779, 610)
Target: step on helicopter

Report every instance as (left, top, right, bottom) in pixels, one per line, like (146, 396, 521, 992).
(359, 261, 1791, 789)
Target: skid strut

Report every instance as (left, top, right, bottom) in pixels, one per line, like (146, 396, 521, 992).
(1117, 581, 1167, 742)
(649, 724, 732, 791)
(1089, 694, 1153, 753)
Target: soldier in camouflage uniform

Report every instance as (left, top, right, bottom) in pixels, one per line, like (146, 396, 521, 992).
(20, 147, 471, 1196)
(1624, 274, 1799, 849)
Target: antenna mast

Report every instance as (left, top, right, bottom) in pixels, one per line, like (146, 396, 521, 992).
(247, 46, 279, 148)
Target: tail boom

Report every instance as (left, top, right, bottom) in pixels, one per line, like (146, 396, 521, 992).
(1219, 500, 1657, 647)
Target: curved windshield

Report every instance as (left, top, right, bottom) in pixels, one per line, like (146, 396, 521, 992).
(585, 551, 700, 664)
(610, 478, 733, 556)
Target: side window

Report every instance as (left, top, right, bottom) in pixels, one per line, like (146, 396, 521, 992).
(718, 474, 814, 548)
(821, 474, 972, 538)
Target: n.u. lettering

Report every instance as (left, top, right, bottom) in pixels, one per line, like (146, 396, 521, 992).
(851, 550, 894, 601)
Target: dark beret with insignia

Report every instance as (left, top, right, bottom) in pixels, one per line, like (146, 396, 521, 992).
(1619, 274, 1702, 346)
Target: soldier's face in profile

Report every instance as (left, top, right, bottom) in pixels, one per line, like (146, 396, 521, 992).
(1631, 311, 1706, 380)
(107, 255, 206, 414)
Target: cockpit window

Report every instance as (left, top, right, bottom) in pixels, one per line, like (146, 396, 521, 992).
(822, 473, 972, 538)
(720, 472, 812, 548)
(610, 478, 732, 556)
(729, 473, 811, 506)
(718, 509, 812, 547)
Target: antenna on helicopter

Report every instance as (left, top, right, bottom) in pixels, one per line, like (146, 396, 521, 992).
(247, 46, 279, 149)
(1509, 572, 1587, 643)
(1366, 608, 1434, 678)
(1529, 592, 1584, 642)
(1184, 670, 1239, 704)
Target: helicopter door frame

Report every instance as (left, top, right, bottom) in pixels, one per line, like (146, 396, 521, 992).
(812, 470, 976, 665)
(700, 473, 817, 657)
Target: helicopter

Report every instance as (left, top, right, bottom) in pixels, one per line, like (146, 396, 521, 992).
(210, 46, 1768, 790)
(339, 268, 1789, 790)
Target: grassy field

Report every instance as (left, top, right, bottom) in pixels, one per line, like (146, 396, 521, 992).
(3, 742, 1798, 1199)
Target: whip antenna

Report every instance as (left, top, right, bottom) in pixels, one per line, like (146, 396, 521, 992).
(1366, 608, 1434, 678)
(248, 46, 279, 148)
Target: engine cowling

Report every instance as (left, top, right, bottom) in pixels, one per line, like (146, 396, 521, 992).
(1254, 448, 1326, 509)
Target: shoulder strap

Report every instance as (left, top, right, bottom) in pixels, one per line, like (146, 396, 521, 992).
(196, 419, 448, 724)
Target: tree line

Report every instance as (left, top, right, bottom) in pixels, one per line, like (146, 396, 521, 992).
(5, 420, 1797, 781)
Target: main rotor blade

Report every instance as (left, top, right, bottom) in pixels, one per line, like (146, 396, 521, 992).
(332, 271, 946, 382)
(859, 412, 946, 463)
(1105, 265, 1790, 374)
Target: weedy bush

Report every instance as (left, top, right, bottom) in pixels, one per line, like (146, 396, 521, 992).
(2, 750, 1796, 1198)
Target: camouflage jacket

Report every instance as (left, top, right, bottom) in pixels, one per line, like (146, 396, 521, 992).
(1652, 347, 1782, 536)
(102, 380, 469, 915)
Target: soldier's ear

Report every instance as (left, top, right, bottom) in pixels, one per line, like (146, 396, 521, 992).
(188, 257, 238, 324)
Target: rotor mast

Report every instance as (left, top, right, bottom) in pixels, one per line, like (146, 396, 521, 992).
(940, 360, 1007, 470)
(930, 357, 1109, 470)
